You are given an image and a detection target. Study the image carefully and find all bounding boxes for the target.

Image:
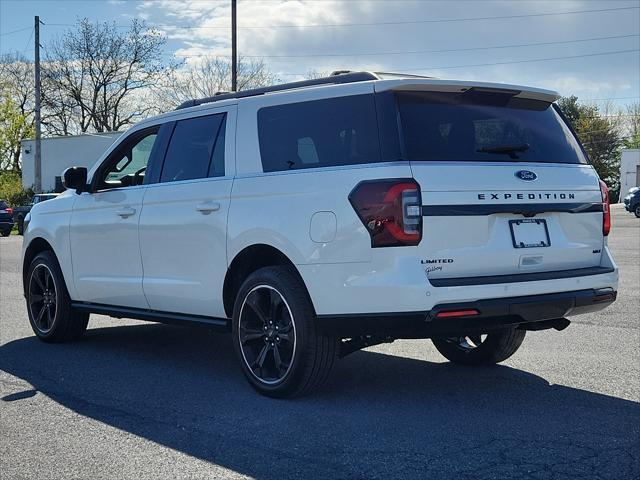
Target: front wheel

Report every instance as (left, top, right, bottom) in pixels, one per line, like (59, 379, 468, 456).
(634, 205, 640, 218)
(232, 266, 338, 398)
(432, 328, 526, 365)
(26, 251, 89, 342)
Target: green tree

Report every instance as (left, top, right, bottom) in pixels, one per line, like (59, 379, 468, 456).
(0, 170, 33, 206)
(0, 93, 34, 172)
(557, 96, 621, 197)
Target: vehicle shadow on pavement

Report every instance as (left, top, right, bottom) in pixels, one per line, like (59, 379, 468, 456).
(1, 322, 638, 479)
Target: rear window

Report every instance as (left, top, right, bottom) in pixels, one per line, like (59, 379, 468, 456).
(396, 91, 587, 164)
(257, 94, 381, 172)
(0, 201, 8, 210)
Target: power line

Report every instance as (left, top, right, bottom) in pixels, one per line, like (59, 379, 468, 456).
(172, 33, 640, 59)
(272, 48, 640, 75)
(400, 48, 640, 73)
(22, 28, 35, 54)
(586, 97, 640, 101)
(0, 26, 32, 37)
(46, 6, 640, 30)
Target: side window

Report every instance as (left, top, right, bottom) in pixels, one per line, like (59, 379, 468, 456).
(257, 94, 380, 172)
(160, 113, 226, 183)
(97, 128, 159, 190)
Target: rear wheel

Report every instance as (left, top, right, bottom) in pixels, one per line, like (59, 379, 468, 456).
(26, 251, 89, 342)
(232, 266, 338, 398)
(432, 328, 526, 365)
(1, 230, 9, 237)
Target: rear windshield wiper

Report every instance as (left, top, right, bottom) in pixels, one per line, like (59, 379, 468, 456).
(477, 143, 529, 159)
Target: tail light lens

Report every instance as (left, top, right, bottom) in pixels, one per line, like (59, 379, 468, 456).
(6, 207, 13, 215)
(349, 179, 422, 247)
(599, 180, 610, 236)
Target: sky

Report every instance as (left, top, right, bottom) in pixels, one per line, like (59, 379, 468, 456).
(1, 0, 639, 110)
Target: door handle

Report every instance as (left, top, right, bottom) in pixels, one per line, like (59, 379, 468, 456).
(196, 202, 221, 214)
(116, 207, 136, 218)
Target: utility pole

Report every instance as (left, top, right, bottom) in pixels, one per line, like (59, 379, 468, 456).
(231, 0, 237, 92)
(34, 16, 42, 193)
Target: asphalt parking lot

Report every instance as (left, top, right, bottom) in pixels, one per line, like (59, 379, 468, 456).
(0, 205, 638, 479)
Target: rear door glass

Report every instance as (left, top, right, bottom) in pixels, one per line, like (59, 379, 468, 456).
(396, 91, 587, 164)
(160, 113, 226, 183)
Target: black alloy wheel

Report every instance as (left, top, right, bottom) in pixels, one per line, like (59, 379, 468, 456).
(238, 285, 296, 385)
(232, 266, 338, 398)
(28, 263, 58, 334)
(26, 250, 89, 342)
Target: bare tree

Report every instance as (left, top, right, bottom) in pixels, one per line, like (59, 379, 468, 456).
(304, 69, 330, 80)
(624, 102, 640, 145)
(156, 57, 280, 109)
(0, 53, 35, 120)
(42, 19, 173, 134)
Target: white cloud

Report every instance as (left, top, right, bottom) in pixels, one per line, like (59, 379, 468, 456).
(137, 0, 639, 101)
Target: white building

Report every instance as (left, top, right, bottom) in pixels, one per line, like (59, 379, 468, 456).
(619, 149, 640, 202)
(20, 132, 121, 192)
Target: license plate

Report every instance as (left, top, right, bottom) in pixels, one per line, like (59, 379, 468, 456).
(509, 219, 550, 248)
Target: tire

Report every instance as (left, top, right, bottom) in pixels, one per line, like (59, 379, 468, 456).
(26, 250, 89, 342)
(432, 328, 526, 366)
(634, 205, 640, 218)
(232, 266, 338, 398)
(17, 215, 24, 235)
(1, 230, 9, 237)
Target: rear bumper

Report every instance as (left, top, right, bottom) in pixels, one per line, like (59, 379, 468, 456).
(0, 220, 13, 230)
(317, 288, 616, 338)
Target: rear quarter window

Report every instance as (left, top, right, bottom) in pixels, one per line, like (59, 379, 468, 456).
(257, 94, 381, 172)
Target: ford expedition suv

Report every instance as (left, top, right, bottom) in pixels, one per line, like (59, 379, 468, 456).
(21, 71, 618, 397)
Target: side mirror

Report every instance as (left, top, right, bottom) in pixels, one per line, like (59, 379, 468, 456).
(62, 167, 88, 194)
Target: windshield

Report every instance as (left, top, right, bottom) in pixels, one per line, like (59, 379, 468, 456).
(395, 91, 587, 164)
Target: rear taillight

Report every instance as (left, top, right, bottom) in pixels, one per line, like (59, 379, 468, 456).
(599, 180, 610, 236)
(349, 179, 422, 247)
(6, 207, 13, 215)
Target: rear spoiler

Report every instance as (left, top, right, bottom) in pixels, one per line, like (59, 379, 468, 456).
(374, 79, 560, 103)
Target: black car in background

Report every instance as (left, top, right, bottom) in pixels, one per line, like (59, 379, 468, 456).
(0, 200, 14, 237)
(13, 193, 59, 235)
(623, 187, 640, 218)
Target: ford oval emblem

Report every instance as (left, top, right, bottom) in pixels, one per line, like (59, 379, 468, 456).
(515, 170, 537, 181)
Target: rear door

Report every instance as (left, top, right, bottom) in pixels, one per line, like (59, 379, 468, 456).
(388, 89, 604, 282)
(139, 107, 235, 318)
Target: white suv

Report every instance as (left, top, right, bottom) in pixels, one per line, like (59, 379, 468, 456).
(22, 71, 618, 397)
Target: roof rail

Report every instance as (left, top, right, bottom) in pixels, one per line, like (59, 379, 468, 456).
(176, 71, 379, 110)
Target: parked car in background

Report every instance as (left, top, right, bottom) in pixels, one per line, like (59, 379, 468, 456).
(0, 200, 14, 237)
(623, 187, 640, 218)
(14, 194, 59, 235)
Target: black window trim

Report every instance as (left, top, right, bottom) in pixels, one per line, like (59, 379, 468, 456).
(90, 124, 164, 193)
(156, 112, 228, 185)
